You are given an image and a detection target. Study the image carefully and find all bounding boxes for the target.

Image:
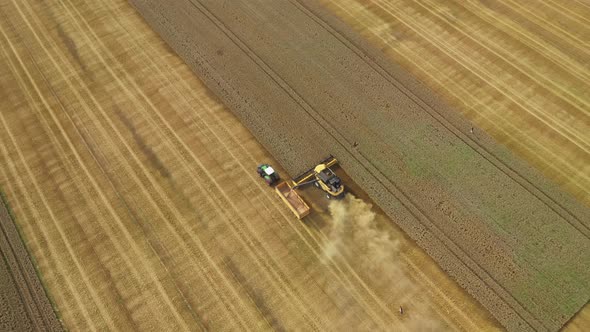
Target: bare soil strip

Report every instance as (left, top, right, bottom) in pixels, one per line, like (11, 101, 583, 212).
(130, 0, 590, 330)
(0, 194, 62, 331)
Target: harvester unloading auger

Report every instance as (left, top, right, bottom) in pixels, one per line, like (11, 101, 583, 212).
(269, 156, 345, 219)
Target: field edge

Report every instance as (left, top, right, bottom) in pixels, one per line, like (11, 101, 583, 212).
(0, 188, 63, 331)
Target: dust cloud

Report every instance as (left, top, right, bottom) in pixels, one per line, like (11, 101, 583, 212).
(322, 194, 444, 330)
(322, 195, 412, 289)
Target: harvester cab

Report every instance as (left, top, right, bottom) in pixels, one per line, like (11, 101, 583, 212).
(313, 163, 343, 197)
(292, 156, 345, 199)
(257, 164, 279, 186)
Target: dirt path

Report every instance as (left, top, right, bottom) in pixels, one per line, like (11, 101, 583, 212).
(0, 194, 62, 331)
(130, 0, 590, 330)
(0, 0, 503, 330)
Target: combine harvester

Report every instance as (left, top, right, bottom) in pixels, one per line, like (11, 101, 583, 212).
(259, 156, 345, 219)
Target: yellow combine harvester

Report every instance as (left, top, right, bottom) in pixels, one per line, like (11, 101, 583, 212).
(274, 156, 345, 219)
(291, 156, 345, 198)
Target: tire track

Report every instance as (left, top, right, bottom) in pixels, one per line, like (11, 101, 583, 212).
(5, 2, 202, 329)
(1, 20, 184, 332)
(476, 0, 590, 66)
(397, 0, 590, 139)
(0, 18, 129, 331)
(415, 0, 590, 120)
(460, 0, 590, 82)
(501, 0, 590, 50)
(367, 0, 590, 155)
(0, 169, 71, 328)
(0, 154, 65, 329)
(0, 184, 62, 331)
(0, 81, 106, 332)
(7, 1, 254, 329)
(0, 53, 61, 332)
(542, 0, 590, 25)
(573, 0, 590, 9)
(0, 26, 138, 332)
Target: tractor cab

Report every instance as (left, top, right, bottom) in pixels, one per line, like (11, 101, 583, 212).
(257, 164, 279, 186)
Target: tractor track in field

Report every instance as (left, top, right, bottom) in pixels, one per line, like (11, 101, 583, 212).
(1, 2, 226, 329)
(0, 25, 119, 331)
(1, 4, 208, 329)
(2, 13, 174, 327)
